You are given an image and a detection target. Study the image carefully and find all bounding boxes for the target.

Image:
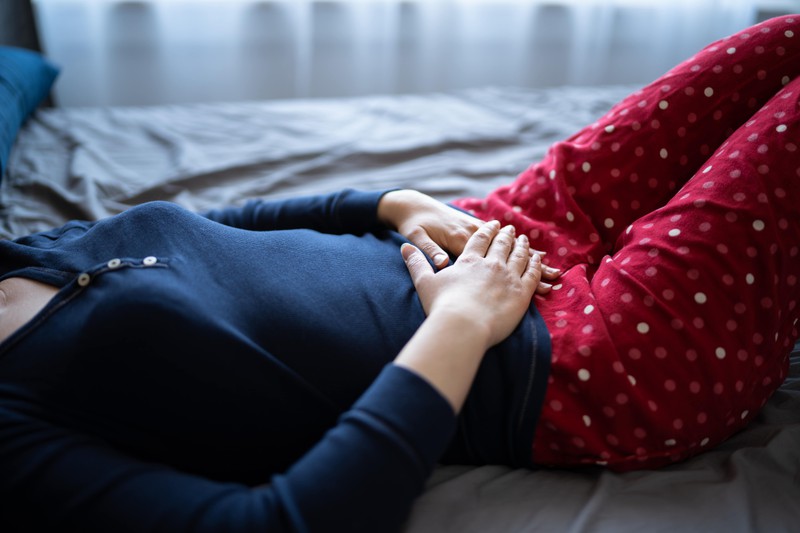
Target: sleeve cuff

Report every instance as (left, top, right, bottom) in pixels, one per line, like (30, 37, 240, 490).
(333, 189, 399, 234)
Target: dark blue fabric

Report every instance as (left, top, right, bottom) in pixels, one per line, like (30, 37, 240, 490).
(0, 189, 550, 532)
(0, 46, 59, 177)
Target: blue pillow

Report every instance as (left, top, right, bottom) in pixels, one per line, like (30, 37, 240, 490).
(0, 46, 59, 178)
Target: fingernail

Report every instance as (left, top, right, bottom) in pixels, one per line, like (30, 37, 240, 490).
(505, 225, 515, 235)
(532, 253, 542, 263)
(400, 243, 416, 259)
(434, 253, 448, 264)
(540, 282, 552, 289)
(518, 234, 528, 245)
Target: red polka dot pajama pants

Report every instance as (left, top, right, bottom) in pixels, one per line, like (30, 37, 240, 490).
(454, 15, 800, 471)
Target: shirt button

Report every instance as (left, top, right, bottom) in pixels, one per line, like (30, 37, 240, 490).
(107, 258, 122, 269)
(77, 273, 91, 287)
(143, 256, 158, 266)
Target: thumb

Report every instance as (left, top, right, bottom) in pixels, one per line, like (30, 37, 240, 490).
(401, 243, 434, 287)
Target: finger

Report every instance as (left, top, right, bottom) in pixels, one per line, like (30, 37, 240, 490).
(522, 253, 543, 294)
(485, 225, 517, 261)
(535, 282, 553, 295)
(541, 264, 561, 280)
(401, 243, 434, 288)
(412, 233, 450, 269)
(462, 220, 501, 257)
(508, 234, 531, 276)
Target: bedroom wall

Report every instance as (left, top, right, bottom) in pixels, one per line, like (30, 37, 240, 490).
(32, 0, 796, 107)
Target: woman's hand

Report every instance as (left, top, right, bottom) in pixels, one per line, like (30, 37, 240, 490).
(401, 220, 541, 349)
(378, 190, 482, 268)
(378, 189, 559, 293)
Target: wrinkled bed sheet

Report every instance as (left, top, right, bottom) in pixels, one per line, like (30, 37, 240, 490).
(3, 86, 799, 532)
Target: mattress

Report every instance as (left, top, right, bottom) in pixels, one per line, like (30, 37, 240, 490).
(4, 85, 799, 532)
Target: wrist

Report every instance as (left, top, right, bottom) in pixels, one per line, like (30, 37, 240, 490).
(377, 189, 409, 229)
(394, 308, 491, 413)
(425, 308, 493, 353)
(377, 189, 429, 229)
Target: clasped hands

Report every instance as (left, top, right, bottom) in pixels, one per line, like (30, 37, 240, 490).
(378, 189, 560, 348)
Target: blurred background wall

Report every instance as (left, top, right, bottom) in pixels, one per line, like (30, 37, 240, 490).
(33, 0, 800, 107)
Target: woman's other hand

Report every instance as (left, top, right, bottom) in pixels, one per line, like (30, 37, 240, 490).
(378, 189, 482, 268)
(401, 220, 541, 349)
(378, 190, 558, 293)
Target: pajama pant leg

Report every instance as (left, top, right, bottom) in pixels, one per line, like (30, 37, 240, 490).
(536, 78, 800, 470)
(454, 15, 800, 470)
(454, 15, 800, 268)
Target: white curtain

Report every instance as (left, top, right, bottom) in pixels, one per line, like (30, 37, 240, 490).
(34, 0, 762, 107)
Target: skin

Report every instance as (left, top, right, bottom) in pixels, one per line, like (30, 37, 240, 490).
(377, 189, 559, 292)
(0, 277, 59, 344)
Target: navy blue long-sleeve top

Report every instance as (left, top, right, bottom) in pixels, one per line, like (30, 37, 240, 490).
(0, 189, 551, 532)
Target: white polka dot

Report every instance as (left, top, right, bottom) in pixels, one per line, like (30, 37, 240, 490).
(700, 437, 710, 446)
(753, 220, 765, 231)
(628, 375, 637, 386)
(605, 124, 615, 133)
(665, 439, 677, 446)
(637, 322, 650, 334)
(740, 410, 749, 419)
(550, 400, 563, 411)
(582, 162, 592, 173)
(704, 87, 714, 97)
(715, 347, 726, 360)
(703, 165, 713, 173)
(578, 368, 590, 382)
(694, 292, 707, 304)
(726, 47, 736, 54)
(583, 415, 592, 427)
(660, 148, 668, 159)
(668, 228, 681, 237)
(566, 211, 575, 222)
(604, 218, 614, 228)
(786, 30, 795, 38)
(777, 124, 787, 132)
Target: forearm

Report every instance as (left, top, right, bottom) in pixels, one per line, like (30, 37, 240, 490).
(202, 189, 394, 233)
(394, 310, 491, 413)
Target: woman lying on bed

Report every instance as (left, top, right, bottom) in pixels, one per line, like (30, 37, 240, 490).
(2, 13, 799, 533)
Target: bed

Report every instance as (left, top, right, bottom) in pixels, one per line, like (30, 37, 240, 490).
(2, 3, 799, 532)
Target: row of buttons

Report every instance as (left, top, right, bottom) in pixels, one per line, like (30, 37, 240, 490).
(76, 256, 159, 287)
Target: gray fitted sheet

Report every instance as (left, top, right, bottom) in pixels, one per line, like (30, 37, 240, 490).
(4, 85, 799, 532)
